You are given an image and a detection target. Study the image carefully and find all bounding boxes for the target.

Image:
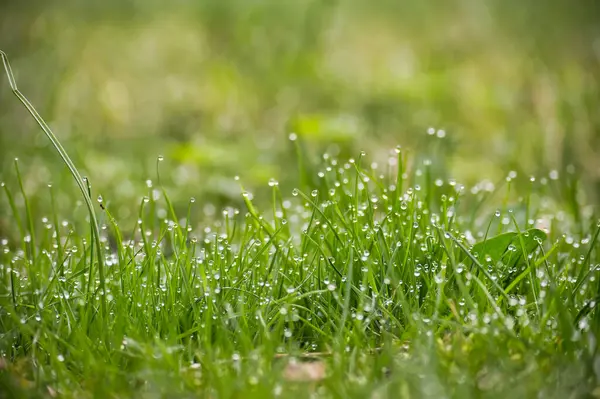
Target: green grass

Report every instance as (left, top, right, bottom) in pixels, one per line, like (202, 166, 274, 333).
(2, 55, 600, 398)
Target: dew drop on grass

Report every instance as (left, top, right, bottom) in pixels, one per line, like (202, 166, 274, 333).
(289, 133, 297, 141)
(311, 190, 318, 197)
(504, 316, 515, 330)
(268, 179, 279, 187)
(242, 192, 253, 200)
(292, 189, 299, 196)
(57, 354, 65, 362)
(157, 155, 164, 162)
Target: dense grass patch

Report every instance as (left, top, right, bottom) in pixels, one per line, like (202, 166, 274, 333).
(2, 145, 600, 397)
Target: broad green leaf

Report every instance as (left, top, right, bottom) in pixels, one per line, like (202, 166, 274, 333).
(471, 231, 517, 265)
(466, 228, 547, 269)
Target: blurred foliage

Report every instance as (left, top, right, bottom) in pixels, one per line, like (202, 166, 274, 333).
(1, 0, 599, 225)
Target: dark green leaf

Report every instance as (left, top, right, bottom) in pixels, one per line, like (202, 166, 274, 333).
(467, 228, 547, 269)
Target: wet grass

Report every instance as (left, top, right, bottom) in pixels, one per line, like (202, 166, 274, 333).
(1, 56, 600, 398)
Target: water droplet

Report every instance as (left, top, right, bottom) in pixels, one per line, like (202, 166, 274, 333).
(157, 155, 164, 162)
(292, 189, 299, 197)
(288, 133, 297, 141)
(268, 179, 279, 187)
(57, 354, 65, 362)
(97, 195, 103, 203)
(242, 191, 253, 200)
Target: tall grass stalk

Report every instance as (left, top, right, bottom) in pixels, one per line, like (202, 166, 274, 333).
(0, 50, 107, 322)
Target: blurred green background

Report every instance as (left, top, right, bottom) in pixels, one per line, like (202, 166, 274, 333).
(1, 0, 599, 226)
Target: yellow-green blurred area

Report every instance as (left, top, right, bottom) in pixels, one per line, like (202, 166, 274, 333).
(1, 0, 599, 222)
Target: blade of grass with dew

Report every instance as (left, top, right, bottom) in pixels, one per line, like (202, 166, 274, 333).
(0, 50, 107, 323)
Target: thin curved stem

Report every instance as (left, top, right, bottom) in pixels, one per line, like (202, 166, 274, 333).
(0, 50, 107, 322)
